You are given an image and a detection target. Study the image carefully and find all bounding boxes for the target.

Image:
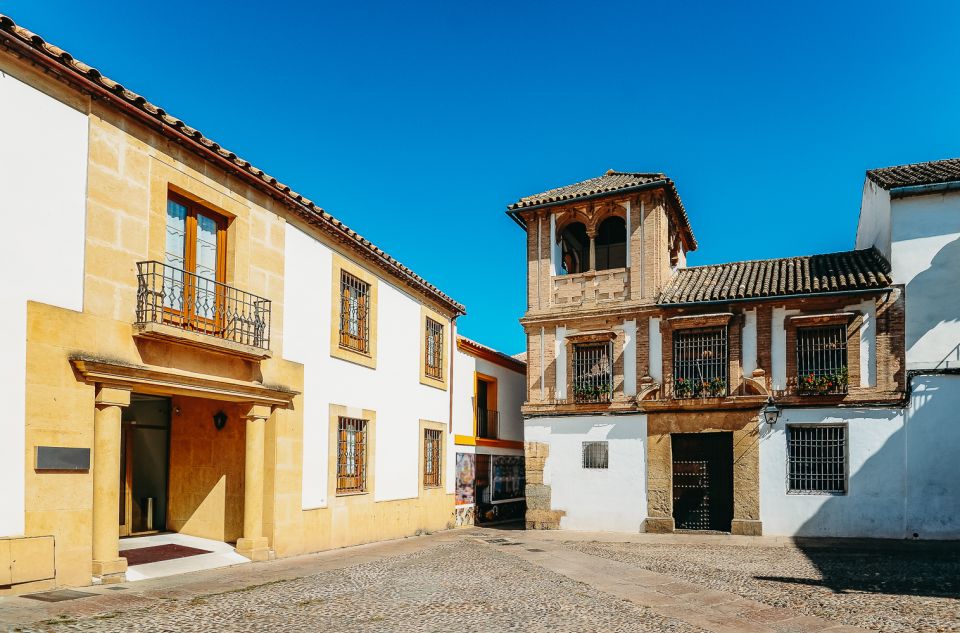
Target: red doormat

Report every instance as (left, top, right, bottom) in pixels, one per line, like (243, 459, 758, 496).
(121, 543, 212, 566)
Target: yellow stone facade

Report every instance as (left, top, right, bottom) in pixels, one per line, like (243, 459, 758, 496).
(2, 46, 461, 593)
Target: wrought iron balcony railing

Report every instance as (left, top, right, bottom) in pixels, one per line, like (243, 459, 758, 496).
(136, 260, 271, 351)
(476, 407, 499, 440)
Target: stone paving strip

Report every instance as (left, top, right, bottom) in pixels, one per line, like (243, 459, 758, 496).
(477, 536, 871, 633)
(561, 538, 959, 633)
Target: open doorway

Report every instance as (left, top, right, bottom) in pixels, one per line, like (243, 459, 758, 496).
(120, 394, 170, 536)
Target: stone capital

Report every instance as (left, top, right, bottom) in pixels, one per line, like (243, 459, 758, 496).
(243, 404, 272, 422)
(95, 385, 131, 408)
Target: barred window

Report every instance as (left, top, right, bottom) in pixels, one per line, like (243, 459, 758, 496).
(787, 426, 846, 494)
(423, 429, 442, 487)
(425, 318, 444, 379)
(582, 441, 609, 469)
(336, 417, 367, 493)
(797, 326, 848, 395)
(673, 328, 727, 398)
(339, 271, 370, 353)
(572, 343, 612, 403)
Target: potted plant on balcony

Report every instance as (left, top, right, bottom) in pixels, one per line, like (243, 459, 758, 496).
(799, 367, 848, 395)
(708, 377, 726, 397)
(674, 377, 692, 398)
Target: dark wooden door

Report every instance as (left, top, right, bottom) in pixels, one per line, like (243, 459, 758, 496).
(671, 433, 733, 531)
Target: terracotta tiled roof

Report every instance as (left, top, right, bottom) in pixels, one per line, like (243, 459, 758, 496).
(867, 157, 960, 190)
(508, 170, 697, 250)
(0, 14, 465, 315)
(658, 248, 891, 305)
(456, 336, 526, 373)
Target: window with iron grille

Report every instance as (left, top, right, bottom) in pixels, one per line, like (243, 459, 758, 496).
(423, 429, 442, 487)
(582, 441, 609, 469)
(787, 425, 847, 494)
(425, 318, 444, 379)
(797, 326, 848, 395)
(672, 328, 727, 398)
(339, 271, 370, 353)
(336, 417, 367, 494)
(572, 343, 612, 403)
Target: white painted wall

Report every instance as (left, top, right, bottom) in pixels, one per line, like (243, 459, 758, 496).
(451, 343, 526, 445)
(855, 179, 892, 260)
(760, 378, 960, 539)
(622, 320, 637, 397)
(648, 317, 662, 381)
(283, 225, 453, 507)
(771, 308, 798, 391)
(741, 309, 757, 376)
(845, 299, 876, 387)
(525, 414, 647, 532)
(0, 71, 88, 536)
(555, 326, 567, 400)
(888, 191, 960, 369)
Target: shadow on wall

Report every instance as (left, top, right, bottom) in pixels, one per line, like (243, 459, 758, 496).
(905, 236, 960, 360)
(757, 380, 960, 597)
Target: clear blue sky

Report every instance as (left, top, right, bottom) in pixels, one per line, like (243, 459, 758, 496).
(5, 1, 959, 354)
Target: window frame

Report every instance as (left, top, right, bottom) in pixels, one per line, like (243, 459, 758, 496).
(786, 424, 848, 495)
(582, 441, 609, 469)
(423, 428, 442, 488)
(572, 341, 613, 404)
(339, 270, 371, 354)
(671, 326, 729, 399)
(424, 317, 444, 379)
(164, 192, 228, 330)
(796, 325, 849, 396)
(336, 416, 368, 494)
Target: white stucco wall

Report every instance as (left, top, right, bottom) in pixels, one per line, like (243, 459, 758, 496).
(555, 326, 567, 400)
(283, 225, 453, 508)
(855, 179, 892, 260)
(770, 308, 798, 391)
(760, 378, 960, 539)
(451, 344, 526, 447)
(0, 71, 88, 536)
(648, 317, 662, 381)
(741, 309, 757, 376)
(889, 191, 960, 369)
(623, 320, 637, 397)
(525, 414, 647, 532)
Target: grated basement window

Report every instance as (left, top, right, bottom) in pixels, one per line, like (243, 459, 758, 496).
(572, 343, 613, 403)
(672, 328, 727, 398)
(582, 441, 609, 469)
(787, 426, 847, 494)
(339, 271, 370, 353)
(797, 326, 848, 395)
(336, 417, 367, 493)
(423, 428, 442, 487)
(425, 317, 444, 379)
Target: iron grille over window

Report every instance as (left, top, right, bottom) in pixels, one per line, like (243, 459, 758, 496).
(476, 406, 499, 439)
(336, 417, 367, 494)
(797, 326, 848, 395)
(425, 318, 444, 379)
(423, 429, 441, 487)
(787, 426, 846, 494)
(672, 328, 727, 398)
(573, 343, 613, 403)
(582, 441, 609, 469)
(339, 271, 370, 353)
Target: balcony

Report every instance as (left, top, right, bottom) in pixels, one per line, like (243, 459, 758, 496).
(552, 268, 628, 307)
(134, 261, 272, 360)
(476, 407, 499, 440)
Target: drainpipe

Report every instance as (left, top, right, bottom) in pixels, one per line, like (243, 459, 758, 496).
(449, 316, 457, 433)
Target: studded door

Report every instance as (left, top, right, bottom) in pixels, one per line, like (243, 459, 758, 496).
(671, 433, 733, 531)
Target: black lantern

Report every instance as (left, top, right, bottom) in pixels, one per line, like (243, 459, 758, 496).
(213, 411, 228, 431)
(761, 397, 781, 425)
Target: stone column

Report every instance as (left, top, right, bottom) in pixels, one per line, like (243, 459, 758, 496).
(92, 385, 131, 583)
(587, 227, 597, 272)
(236, 404, 271, 561)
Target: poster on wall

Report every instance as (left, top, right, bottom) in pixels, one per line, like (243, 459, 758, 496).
(455, 453, 475, 505)
(491, 455, 525, 502)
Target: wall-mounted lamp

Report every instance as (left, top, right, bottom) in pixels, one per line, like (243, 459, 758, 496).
(213, 411, 228, 431)
(762, 396, 781, 425)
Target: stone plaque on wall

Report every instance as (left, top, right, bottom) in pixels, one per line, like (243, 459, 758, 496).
(35, 446, 90, 471)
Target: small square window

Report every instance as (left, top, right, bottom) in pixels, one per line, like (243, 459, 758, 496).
(787, 425, 846, 494)
(582, 441, 609, 469)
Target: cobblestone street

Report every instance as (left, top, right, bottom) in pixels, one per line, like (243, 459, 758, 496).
(0, 529, 956, 633)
